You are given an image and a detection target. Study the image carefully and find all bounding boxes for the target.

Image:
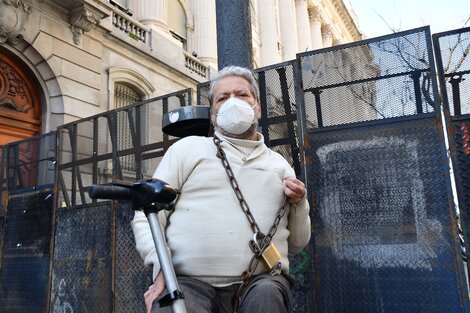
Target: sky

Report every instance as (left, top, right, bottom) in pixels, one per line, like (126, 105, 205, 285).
(346, 0, 470, 39)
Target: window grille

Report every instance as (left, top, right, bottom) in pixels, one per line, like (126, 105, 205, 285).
(114, 83, 143, 172)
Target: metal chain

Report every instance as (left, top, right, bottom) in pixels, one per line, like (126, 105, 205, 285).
(214, 135, 288, 313)
(213, 135, 287, 253)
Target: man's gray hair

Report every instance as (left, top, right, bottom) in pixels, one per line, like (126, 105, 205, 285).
(208, 66, 260, 105)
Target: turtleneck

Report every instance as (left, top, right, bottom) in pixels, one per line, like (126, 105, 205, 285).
(215, 130, 264, 157)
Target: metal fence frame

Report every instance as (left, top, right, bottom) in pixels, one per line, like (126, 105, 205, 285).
(433, 26, 470, 277)
(0, 132, 56, 195)
(56, 88, 195, 208)
(297, 26, 469, 312)
(254, 60, 306, 179)
(1, 25, 470, 313)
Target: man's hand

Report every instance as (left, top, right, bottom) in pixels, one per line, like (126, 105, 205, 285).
(144, 271, 166, 313)
(283, 177, 306, 205)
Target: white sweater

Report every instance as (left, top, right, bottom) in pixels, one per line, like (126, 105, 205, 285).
(131, 131, 311, 286)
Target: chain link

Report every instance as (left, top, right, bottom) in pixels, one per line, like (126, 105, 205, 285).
(213, 136, 286, 253)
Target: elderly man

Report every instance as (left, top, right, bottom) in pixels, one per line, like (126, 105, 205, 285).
(131, 66, 311, 313)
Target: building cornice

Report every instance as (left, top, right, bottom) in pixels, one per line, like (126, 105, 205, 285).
(330, 0, 362, 41)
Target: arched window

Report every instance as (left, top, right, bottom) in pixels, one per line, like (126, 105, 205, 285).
(108, 67, 154, 174)
(168, 0, 187, 49)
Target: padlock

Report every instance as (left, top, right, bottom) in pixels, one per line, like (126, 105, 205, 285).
(261, 242, 281, 269)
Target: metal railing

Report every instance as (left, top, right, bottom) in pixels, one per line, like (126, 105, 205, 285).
(56, 89, 194, 208)
(433, 26, 470, 282)
(298, 27, 437, 129)
(255, 60, 304, 178)
(1, 133, 56, 194)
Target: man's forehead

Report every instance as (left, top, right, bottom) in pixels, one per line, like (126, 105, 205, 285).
(214, 76, 251, 93)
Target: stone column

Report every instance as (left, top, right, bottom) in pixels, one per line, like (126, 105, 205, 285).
(278, 0, 298, 60)
(309, 6, 323, 50)
(295, 0, 312, 53)
(138, 0, 169, 34)
(322, 24, 333, 48)
(258, 0, 281, 66)
(190, 0, 217, 68)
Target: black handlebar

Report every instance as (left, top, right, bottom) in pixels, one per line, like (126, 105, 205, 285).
(88, 179, 178, 212)
(89, 185, 132, 200)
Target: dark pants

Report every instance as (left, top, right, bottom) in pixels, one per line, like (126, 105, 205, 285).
(152, 274, 292, 313)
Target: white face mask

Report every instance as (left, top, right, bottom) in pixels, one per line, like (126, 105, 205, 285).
(216, 97, 256, 135)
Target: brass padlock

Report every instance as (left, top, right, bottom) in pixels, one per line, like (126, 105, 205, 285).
(261, 242, 281, 269)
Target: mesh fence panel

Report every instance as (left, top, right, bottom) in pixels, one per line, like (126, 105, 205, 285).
(299, 28, 435, 128)
(0, 189, 54, 312)
(114, 201, 152, 313)
(5, 133, 56, 193)
(50, 203, 112, 312)
(454, 120, 470, 220)
(306, 112, 466, 313)
(196, 81, 211, 106)
(255, 61, 302, 176)
(434, 28, 470, 116)
(434, 27, 470, 286)
(299, 27, 468, 312)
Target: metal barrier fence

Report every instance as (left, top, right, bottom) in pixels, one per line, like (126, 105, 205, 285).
(2, 132, 56, 193)
(2, 25, 470, 313)
(298, 26, 469, 312)
(53, 88, 196, 312)
(0, 132, 56, 255)
(255, 60, 304, 179)
(56, 89, 194, 208)
(0, 133, 56, 312)
(433, 26, 470, 278)
(433, 27, 470, 117)
(196, 81, 211, 107)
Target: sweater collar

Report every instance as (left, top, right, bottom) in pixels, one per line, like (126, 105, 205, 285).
(214, 130, 263, 147)
(214, 130, 267, 160)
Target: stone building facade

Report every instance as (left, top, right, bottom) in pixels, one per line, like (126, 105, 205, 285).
(0, 0, 361, 146)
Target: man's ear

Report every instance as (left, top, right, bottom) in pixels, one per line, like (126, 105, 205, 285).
(210, 110, 217, 126)
(254, 101, 262, 119)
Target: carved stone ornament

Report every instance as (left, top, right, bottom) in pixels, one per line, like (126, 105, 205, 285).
(70, 4, 103, 45)
(0, 59, 32, 113)
(322, 24, 332, 37)
(0, 0, 32, 45)
(308, 6, 321, 22)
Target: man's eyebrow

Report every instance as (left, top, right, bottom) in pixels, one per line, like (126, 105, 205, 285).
(215, 88, 251, 98)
